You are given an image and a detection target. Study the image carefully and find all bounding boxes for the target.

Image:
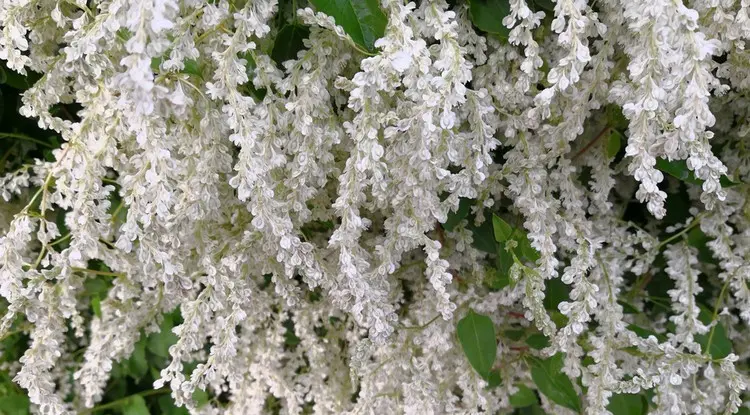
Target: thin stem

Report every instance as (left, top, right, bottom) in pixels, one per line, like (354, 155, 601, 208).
(572, 126, 610, 160)
(0, 132, 55, 148)
(596, 253, 615, 303)
(400, 314, 441, 330)
(81, 388, 170, 414)
(71, 267, 125, 277)
(654, 214, 704, 252)
(110, 202, 125, 224)
(49, 233, 71, 247)
(704, 277, 731, 357)
(0, 325, 31, 342)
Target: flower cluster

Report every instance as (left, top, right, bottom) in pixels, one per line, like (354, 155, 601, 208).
(1, 0, 749, 414)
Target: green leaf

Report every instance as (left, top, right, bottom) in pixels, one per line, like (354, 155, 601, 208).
(695, 308, 732, 359)
(309, 0, 387, 52)
(492, 214, 514, 242)
(655, 159, 702, 185)
(543, 278, 570, 311)
(271, 25, 310, 66)
(525, 333, 550, 350)
(127, 337, 149, 380)
(518, 404, 548, 415)
(550, 311, 569, 327)
(442, 198, 471, 232)
(529, 353, 581, 412)
(468, 0, 512, 39)
(607, 129, 623, 159)
(91, 295, 102, 318)
(457, 310, 497, 378)
(468, 216, 496, 254)
(736, 407, 750, 415)
(151, 57, 202, 77)
(283, 319, 301, 348)
(192, 388, 210, 407)
(147, 313, 179, 358)
(605, 105, 629, 131)
(239, 51, 267, 101)
(656, 158, 741, 188)
(492, 214, 539, 264)
(517, 233, 540, 262)
(121, 395, 150, 415)
(530, 0, 555, 11)
(181, 59, 202, 77)
(487, 250, 512, 290)
(0, 62, 41, 90)
(627, 324, 667, 342)
(510, 384, 539, 408)
(0, 394, 30, 415)
(158, 395, 189, 415)
(503, 329, 525, 341)
(618, 300, 640, 314)
(607, 393, 648, 415)
(486, 369, 502, 389)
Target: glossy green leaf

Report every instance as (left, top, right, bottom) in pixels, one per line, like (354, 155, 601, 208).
(529, 353, 581, 412)
(0, 394, 30, 415)
(656, 158, 741, 188)
(618, 300, 640, 314)
(271, 25, 310, 66)
(656, 159, 702, 185)
(182, 59, 201, 77)
(468, 0, 512, 39)
(530, 0, 555, 11)
(627, 324, 667, 342)
(492, 214, 539, 264)
(127, 337, 148, 380)
(487, 250, 512, 290)
(457, 310, 497, 378)
(696, 308, 732, 359)
(525, 333, 550, 350)
(238, 52, 267, 101)
(442, 198, 471, 232)
(605, 105, 629, 131)
(158, 395, 189, 415)
(518, 232, 540, 262)
(147, 313, 179, 358)
(192, 388, 210, 407)
(151, 57, 202, 77)
(607, 129, 623, 159)
(0, 62, 41, 90)
(283, 319, 301, 348)
(543, 278, 571, 311)
(503, 329, 525, 341)
(607, 393, 648, 415)
(309, 0, 386, 52)
(486, 369, 502, 388)
(468, 216, 496, 254)
(492, 214, 514, 242)
(518, 404, 548, 415)
(510, 384, 539, 408)
(91, 295, 102, 318)
(121, 395, 150, 415)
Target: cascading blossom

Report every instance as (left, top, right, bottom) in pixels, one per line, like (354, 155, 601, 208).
(1, 0, 750, 413)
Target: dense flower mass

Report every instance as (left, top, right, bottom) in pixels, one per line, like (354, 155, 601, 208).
(1, 0, 750, 413)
